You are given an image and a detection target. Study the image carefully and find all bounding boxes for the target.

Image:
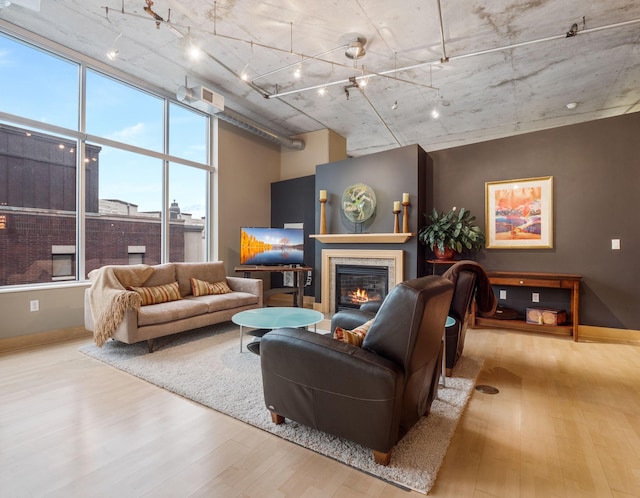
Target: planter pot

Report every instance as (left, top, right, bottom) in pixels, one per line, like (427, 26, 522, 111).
(433, 246, 456, 260)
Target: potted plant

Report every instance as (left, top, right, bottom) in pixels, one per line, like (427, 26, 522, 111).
(418, 207, 486, 259)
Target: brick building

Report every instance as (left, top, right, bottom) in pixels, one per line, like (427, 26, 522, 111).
(0, 123, 202, 286)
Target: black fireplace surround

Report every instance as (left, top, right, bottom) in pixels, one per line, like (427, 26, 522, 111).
(335, 264, 388, 311)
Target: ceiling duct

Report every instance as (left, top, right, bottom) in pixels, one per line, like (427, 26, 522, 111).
(177, 85, 224, 114)
(177, 84, 304, 150)
(217, 107, 305, 151)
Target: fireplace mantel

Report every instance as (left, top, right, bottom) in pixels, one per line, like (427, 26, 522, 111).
(310, 233, 414, 244)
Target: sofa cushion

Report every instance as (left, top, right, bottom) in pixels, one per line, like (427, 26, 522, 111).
(175, 262, 227, 297)
(142, 263, 176, 287)
(190, 277, 232, 297)
(128, 282, 181, 306)
(333, 318, 375, 347)
(137, 299, 209, 327)
(186, 292, 259, 313)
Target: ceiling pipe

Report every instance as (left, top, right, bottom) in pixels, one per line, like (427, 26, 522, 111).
(263, 16, 640, 100)
(436, 0, 449, 63)
(217, 107, 305, 150)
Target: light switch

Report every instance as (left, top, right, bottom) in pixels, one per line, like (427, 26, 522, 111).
(499, 289, 507, 300)
(532, 292, 540, 303)
(611, 239, 621, 250)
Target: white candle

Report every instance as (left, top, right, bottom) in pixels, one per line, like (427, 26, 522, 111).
(393, 201, 401, 211)
(319, 189, 327, 201)
(402, 192, 410, 203)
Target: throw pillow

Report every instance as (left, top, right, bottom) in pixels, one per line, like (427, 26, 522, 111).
(128, 281, 181, 306)
(333, 318, 375, 347)
(190, 277, 233, 297)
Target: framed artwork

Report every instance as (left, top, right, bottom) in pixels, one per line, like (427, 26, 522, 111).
(485, 176, 553, 249)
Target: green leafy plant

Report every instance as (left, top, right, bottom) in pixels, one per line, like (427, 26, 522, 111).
(418, 207, 486, 254)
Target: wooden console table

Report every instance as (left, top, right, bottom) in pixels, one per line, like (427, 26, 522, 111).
(471, 271, 582, 341)
(235, 266, 312, 308)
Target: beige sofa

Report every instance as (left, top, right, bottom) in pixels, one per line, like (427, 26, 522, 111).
(84, 262, 263, 351)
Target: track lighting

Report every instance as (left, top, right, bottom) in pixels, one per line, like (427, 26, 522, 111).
(391, 100, 398, 110)
(294, 65, 302, 79)
(106, 32, 122, 60)
(431, 108, 440, 119)
(566, 23, 578, 37)
(240, 63, 250, 81)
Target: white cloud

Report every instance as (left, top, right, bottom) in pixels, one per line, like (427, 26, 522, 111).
(109, 122, 146, 141)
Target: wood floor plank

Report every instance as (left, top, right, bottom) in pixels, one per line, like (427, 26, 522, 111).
(1, 326, 639, 497)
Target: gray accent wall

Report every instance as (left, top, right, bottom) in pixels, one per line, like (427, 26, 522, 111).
(429, 112, 640, 330)
(313, 144, 432, 299)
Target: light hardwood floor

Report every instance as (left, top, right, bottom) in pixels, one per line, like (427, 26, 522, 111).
(1, 326, 639, 498)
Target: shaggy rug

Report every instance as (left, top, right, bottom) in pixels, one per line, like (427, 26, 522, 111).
(78, 323, 482, 494)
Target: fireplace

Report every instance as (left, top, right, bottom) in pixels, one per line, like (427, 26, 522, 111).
(335, 264, 388, 310)
(321, 249, 404, 313)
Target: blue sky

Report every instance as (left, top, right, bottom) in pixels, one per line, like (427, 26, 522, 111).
(0, 34, 208, 219)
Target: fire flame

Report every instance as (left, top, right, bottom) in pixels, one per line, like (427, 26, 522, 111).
(348, 288, 369, 304)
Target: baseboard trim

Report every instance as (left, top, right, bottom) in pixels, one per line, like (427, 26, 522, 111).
(0, 327, 90, 353)
(579, 325, 640, 345)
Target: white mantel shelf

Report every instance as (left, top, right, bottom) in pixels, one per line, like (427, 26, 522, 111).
(310, 233, 415, 244)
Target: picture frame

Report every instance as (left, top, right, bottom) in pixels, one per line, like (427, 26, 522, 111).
(485, 176, 553, 249)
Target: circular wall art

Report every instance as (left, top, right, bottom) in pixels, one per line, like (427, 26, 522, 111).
(341, 183, 377, 224)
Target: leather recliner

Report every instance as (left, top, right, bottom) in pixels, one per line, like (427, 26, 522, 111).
(442, 268, 476, 376)
(259, 275, 454, 465)
(441, 260, 497, 375)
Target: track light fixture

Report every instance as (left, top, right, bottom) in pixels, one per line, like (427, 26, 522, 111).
(566, 23, 578, 37)
(391, 100, 398, 110)
(106, 32, 122, 60)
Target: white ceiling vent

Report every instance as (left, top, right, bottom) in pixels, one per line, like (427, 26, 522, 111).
(176, 85, 224, 114)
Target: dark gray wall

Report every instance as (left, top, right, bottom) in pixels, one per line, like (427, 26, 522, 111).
(271, 175, 315, 296)
(313, 144, 432, 298)
(430, 112, 640, 330)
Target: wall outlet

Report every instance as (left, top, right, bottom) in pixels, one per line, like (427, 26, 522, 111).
(532, 292, 540, 303)
(612, 239, 621, 250)
(30, 299, 39, 312)
(499, 289, 507, 300)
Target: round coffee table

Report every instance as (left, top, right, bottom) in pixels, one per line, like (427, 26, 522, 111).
(232, 307, 324, 352)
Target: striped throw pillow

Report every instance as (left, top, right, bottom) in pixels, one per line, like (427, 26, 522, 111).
(190, 277, 233, 297)
(128, 281, 181, 306)
(333, 318, 375, 347)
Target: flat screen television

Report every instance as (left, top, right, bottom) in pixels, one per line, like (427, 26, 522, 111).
(240, 227, 305, 266)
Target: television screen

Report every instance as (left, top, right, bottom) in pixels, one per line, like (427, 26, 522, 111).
(240, 227, 305, 266)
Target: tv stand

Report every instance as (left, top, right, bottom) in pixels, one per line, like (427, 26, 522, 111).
(235, 265, 313, 308)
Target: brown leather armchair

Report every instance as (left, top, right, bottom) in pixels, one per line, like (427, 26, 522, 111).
(442, 260, 496, 375)
(259, 275, 454, 465)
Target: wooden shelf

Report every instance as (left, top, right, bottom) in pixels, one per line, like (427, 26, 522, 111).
(471, 270, 582, 341)
(310, 233, 414, 244)
(474, 317, 573, 337)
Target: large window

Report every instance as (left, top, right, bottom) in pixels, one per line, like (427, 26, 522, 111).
(0, 35, 78, 130)
(0, 31, 213, 287)
(86, 70, 164, 152)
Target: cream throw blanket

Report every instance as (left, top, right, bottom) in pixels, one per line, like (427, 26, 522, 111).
(88, 264, 154, 347)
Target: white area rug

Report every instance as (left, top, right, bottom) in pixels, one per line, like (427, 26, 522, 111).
(78, 323, 482, 494)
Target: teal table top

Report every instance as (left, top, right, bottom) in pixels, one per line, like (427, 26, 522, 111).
(232, 307, 324, 329)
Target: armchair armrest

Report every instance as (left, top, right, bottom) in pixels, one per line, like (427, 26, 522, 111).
(330, 309, 376, 333)
(260, 328, 404, 452)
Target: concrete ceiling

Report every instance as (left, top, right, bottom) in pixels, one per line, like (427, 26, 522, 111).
(1, 0, 639, 156)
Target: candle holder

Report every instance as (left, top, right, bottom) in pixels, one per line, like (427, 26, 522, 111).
(393, 207, 401, 233)
(402, 200, 411, 233)
(319, 197, 328, 234)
